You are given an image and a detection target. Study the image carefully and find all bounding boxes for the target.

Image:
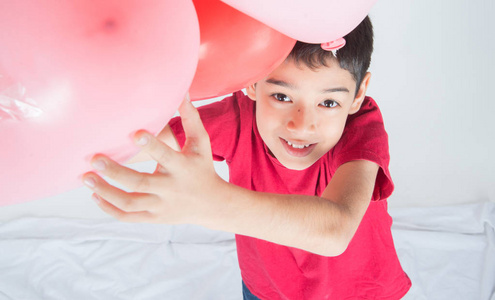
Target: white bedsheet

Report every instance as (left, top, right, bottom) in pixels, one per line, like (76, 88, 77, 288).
(392, 202, 495, 300)
(1, 202, 494, 300)
(0, 221, 240, 300)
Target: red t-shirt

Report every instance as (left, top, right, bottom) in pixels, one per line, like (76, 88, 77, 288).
(170, 91, 411, 299)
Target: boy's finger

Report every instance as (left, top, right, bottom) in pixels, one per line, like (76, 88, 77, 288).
(82, 171, 158, 213)
(93, 193, 154, 223)
(134, 130, 180, 168)
(178, 97, 210, 154)
(89, 154, 164, 194)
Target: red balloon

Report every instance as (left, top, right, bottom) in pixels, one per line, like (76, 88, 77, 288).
(0, 0, 200, 206)
(189, 0, 296, 100)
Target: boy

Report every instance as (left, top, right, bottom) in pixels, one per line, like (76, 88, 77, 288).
(83, 16, 411, 299)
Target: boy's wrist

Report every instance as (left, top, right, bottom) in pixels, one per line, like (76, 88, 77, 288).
(187, 174, 235, 229)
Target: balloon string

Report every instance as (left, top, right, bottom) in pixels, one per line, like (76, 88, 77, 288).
(0, 74, 43, 121)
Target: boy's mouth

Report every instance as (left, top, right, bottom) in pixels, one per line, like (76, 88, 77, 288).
(280, 138, 316, 157)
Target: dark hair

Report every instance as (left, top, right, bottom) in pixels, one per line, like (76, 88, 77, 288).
(287, 16, 374, 93)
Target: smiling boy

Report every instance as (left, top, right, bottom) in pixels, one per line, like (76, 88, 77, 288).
(83, 16, 411, 299)
(249, 52, 368, 171)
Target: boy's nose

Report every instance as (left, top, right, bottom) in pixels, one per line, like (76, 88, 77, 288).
(286, 107, 317, 134)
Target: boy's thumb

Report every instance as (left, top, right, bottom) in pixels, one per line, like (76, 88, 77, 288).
(178, 94, 210, 152)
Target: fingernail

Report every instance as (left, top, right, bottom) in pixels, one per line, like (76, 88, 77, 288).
(92, 194, 101, 204)
(136, 135, 149, 146)
(92, 159, 106, 171)
(83, 177, 96, 188)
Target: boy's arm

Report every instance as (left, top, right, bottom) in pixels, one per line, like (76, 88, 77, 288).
(82, 100, 377, 257)
(211, 159, 377, 256)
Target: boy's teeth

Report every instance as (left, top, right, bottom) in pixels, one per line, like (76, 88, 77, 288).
(286, 140, 310, 149)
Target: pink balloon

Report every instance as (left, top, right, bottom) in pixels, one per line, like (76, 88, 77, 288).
(0, 0, 199, 206)
(220, 0, 377, 43)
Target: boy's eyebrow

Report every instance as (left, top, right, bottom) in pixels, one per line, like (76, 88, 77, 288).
(322, 87, 350, 93)
(265, 78, 350, 94)
(265, 78, 295, 89)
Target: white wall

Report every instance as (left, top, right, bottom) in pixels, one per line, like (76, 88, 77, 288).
(1, 0, 493, 220)
(368, 0, 495, 207)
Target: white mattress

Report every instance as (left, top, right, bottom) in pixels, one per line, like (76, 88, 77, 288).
(1, 202, 493, 300)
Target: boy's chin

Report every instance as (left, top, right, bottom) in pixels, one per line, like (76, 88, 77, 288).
(278, 158, 317, 171)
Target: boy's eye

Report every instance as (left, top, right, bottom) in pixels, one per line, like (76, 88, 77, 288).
(320, 100, 339, 108)
(273, 93, 291, 102)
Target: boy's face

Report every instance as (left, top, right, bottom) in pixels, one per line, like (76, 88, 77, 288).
(247, 58, 370, 170)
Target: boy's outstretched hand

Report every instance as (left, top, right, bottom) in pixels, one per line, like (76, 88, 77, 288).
(82, 99, 224, 226)
(82, 98, 377, 256)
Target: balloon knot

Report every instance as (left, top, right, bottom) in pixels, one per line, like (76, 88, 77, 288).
(103, 18, 117, 32)
(321, 38, 346, 57)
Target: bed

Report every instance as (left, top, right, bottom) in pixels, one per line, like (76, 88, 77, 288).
(0, 201, 494, 299)
(1, 160, 494, 300)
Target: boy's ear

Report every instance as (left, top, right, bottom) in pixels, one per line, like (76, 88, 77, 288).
(246, 84, 257, 101)
(349, 72, 371, 115)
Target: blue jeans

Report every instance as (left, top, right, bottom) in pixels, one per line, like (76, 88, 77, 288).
(242, 281, 261, 300)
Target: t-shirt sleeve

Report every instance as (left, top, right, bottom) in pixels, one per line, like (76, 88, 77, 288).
(168, 91, 244, 162)
(330, 97, 394, 201)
